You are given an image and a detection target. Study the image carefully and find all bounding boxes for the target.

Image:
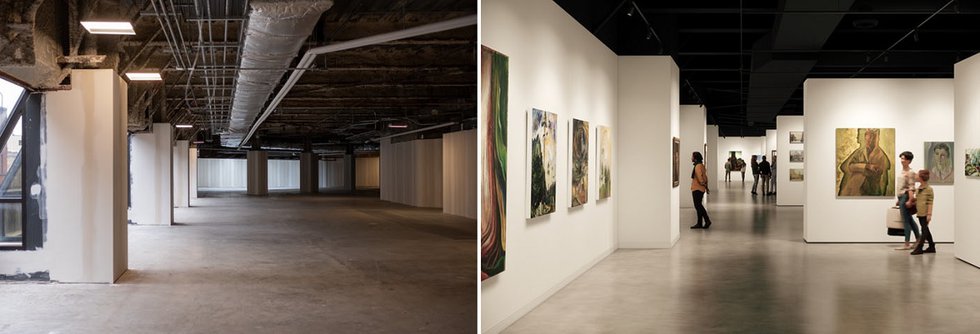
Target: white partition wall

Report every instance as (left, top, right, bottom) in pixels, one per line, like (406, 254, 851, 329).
(197, 158, 247, 191)
(680, 105, 707, 208)
(766, 130, 777, 159)
(131, 123, 173, 226)
(173, 140, 189, 208)
(267, 159, 300, 190)
(706, 125, 719, 197)
(777, 116, 804, 206)
(0, 69, 128, 283)
(189, 147, 198, 199)
(954, 55, 980, 267)
(482, 1, 618, 332)
(716, 136, 766, 184)
(319, 159, 345, 189)
(380, 138, 443, 207)
(355, 157, 380, 188)
(442, 130, 477, 219)
(803, 79, 954, 242)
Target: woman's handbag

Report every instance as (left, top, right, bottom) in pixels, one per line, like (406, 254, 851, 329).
(905, 196, 918, 216)
(886, 207, 904, 236)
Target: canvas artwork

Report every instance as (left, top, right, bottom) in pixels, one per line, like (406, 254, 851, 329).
(924, 142, 954, 185)
(529, 109, 557, 218)
(598, 126, 612, 199)
(481, 46, 507, 281)
(967, 148, 980, 177)
(789, 150, 804, 163)
(790, 168, 804, 181)
(672, 137, 680, 187)
(835, 128, 895, 197)
(771, 150, 777, 163)
(727, 151, 743, 171)
(570, 118, 589, 207)
(790, 131, 804, 144)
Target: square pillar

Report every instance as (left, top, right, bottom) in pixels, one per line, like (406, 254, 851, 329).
(679, 105, 707, 208)
(131, 123, 174, 226)
(299, 152, 318, 194)
(247, 150, 268, 196)
(173, 140, 189, 207)
(189, 147, 198, 199)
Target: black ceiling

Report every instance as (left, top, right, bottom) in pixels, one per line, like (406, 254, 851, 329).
(554, 0, 980, 136)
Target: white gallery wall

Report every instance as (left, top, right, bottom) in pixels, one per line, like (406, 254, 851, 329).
(189, 147, 198, 199)
(0, 69, 128, 283)
(131, 123, 173, 226)
(482, 0, 618, 332)
(777, 116, 805, 206)
(679, 105, 707, 208)
(706, 125, 719, 197)
(267, 159, 300, 190)
(618, 56, 680, 248)
(198, 158, 247, 191)
(173, 140, 189, 207)
(954, 55, 980, 266)
(803, 79, 954, 242)
(766, 130, 777, 160)
(442, 130, 477, 219)
(380, 138, 443, 207)
(715, 136, 767, 183)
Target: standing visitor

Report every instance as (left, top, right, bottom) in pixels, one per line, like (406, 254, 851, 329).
(690, 152, 713, 229)
(751, 155, 760, 195)
(910, 169, 935, 255)
(759, 156, 771, 196)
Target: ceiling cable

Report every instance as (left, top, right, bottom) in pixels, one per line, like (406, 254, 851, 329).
(851, 0, 956, 77)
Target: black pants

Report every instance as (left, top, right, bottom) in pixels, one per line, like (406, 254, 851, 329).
(917, 216, 935, 250)
(693, 190, 710, 225)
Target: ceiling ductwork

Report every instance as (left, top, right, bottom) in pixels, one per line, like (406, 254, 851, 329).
(222, 0, 334, 147)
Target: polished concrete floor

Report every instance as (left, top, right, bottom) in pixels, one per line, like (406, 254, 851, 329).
(0, 192, 476, 333)
(504, 181, 980, 333)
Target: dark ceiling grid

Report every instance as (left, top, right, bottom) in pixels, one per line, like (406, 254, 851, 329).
(554, 0, 980, 137)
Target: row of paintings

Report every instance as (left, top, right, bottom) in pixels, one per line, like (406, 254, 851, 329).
(528, 109, 612, 218)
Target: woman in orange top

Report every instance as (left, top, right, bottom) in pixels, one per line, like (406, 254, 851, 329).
(691, 151, 713, 229)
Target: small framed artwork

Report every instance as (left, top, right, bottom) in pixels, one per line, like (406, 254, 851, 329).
(789, 131, 804, 144)
(790, 168, 804, 181)
(789, 150, 804, 163)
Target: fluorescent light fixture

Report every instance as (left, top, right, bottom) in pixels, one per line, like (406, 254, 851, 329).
(126, 72, 162, 81)
(175, 124, 193, 128)
(80, 21, 136, 35)
(388, 123, 408, 129)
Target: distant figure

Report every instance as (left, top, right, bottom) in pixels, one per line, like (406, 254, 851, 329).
(690, 151, 712, 229)
(910, 169, 936, 255)
(768, 155, 777, 195)
(759, 156, 771, 196)
(724, 159, 732, 182)
(737, 158, 746, 182)
(838, 128, 891, 196)
(750, 155, 760, 195)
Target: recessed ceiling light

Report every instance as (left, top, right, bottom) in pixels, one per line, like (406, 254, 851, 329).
(388, 124, 408, 129)
(175, 124, 193, 128)
(80, 21, 136, 35)
(126, 72, 162, 81)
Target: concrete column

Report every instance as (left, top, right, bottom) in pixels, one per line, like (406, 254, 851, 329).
(131, 123, 174, 226)
(345, 145, 357, 193)
(173, 140, 189, 207)
(189, 147, 198, 199)
(299, 152, 318, 194)
(247, 150, 268, 196)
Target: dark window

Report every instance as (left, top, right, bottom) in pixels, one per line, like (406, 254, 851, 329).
(0, 78, 41, 250)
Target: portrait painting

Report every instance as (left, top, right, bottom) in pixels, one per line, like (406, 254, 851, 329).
(727, 151, 743, 171)
(835, 128, 895, 197)
(481, 46, 507, 281)
(528, 109, 556, 217)
(598, 126, 612, 199)
(570, 118, 589, 207)
(924, 142, 954, 185)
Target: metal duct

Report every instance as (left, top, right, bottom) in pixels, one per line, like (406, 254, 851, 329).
(222, 0, 333, 147)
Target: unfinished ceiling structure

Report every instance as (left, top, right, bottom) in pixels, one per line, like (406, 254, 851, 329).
(0, 0, 477, 157)
(555, 0, 980, 136)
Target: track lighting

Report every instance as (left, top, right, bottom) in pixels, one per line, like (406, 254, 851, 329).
(627, 7, 635, 17)
(646, 30, 652, 40)
(913, 29, 920, 42)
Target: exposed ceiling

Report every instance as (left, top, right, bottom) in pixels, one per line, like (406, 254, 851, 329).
(554, 0, 980, 136)
(0, 0, 476, 157)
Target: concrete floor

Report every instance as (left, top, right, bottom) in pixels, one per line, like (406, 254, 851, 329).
(0, 192, 476, 333)
(504, 182, 980, 333)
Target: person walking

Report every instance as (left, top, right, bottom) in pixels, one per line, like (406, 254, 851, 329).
(737, 158, 746, 182)
(751, 155, 761, 195)
(724, 159, 732, 182)
(759, 156, 772, 196)
(895, 151, 920, 250)
(910, 169, 935, 255)
(690, 151, 713, 229)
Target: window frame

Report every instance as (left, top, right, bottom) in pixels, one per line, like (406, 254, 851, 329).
(0, 91, 41, 250)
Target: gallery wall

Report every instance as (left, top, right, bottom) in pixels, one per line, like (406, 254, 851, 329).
(803, 79, 954, 242)
(953, 55, 980, 266)
(131, 124, 173, 226)
(442, 130, 477, 219)
(776, 116, 805, 206)
(715, 136, 767, 184)
(482, 0, 618, 332)
(679, 105, 707, 208)
(267, 159, 300, 190)
(706, 125, 719, 198)
(380, 138, 443, 208)
(197, 159, 248, 191)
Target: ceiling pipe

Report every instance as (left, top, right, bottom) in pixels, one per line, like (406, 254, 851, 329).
(235, 14, 478, 148)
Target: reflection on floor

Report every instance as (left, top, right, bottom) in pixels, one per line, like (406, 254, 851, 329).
(0, 193, 476, 333)
(504, 183, 978, 333)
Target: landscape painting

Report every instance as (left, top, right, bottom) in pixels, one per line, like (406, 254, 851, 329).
(835, 128, 895, 197)
(789, 150, 804, 163)
(529, 109, 557, 218)
(924, 142, 954, 185)
(790, 168, 804, 181)
(598, 126, 612, 199)
(967, 148, 980, 177)
(571, 119, 589, 207)
(481, 46, 507, 281)
(790, 131, 804, 144)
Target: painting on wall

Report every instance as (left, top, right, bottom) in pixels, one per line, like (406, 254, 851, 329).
(924, 142, 954, 185)
(790, 168, 804, 181)
(528, 109, 557, 218)
(481, 46, 507, 281)
(673, 137, 680, 187)
(598, 126, 612, 199)
(727, 151, 743, 171)
(967, 148, 980, 177)
(835, 128, 895, 197)
(790, 131, 804, 144)
(789, 150, 804, 163)
(570, 118, 589, 207)
(771, 150, 777, 164)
